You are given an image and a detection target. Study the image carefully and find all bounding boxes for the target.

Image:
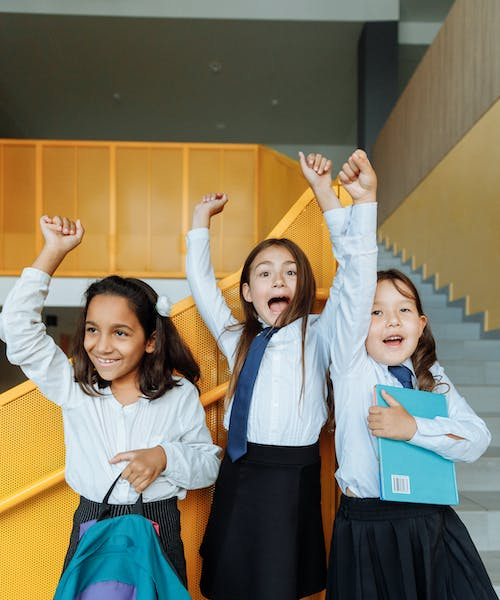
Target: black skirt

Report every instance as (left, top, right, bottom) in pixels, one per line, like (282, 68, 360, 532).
(62, 495, 187, 586)
(200, 442, 326, 600)
(327, 495, 497, 600)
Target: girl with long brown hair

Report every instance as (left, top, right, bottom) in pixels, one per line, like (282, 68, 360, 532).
(326, 151, 495, 599)
(186, 151, 376, 600)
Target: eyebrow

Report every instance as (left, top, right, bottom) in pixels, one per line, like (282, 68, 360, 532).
(254, 259, 297, 268)
(85, 320, 134, 331)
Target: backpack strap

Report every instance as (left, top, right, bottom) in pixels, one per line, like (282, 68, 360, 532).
(97, 473, 144, 521)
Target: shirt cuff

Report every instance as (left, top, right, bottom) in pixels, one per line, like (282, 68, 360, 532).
(324, 206, 349, 237)
(21, 266, 52, 285)
(187, 227, 209, 241)
(348, 202, 378, 236)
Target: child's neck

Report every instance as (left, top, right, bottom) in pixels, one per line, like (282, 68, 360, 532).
(110, 381, 142, 406)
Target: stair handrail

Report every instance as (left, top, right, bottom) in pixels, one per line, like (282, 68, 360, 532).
(0, 382, 228, 515)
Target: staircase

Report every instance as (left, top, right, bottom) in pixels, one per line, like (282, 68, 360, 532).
(377, 244, 500, 598)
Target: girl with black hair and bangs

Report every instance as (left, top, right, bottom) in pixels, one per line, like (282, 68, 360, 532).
(0, 215, 221, 587)
(326, 152, 495, 599)
(186, 151, 377, 600)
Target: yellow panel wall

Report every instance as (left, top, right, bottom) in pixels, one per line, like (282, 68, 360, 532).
(0, 141, 304, 278)
(1, 143, 37, 270)
(378, 98, 500, 330)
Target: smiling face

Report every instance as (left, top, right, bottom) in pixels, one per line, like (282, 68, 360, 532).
(366, 278, 427, 366)
(241, 244, 298, 326)
(83, 294, 155, 390)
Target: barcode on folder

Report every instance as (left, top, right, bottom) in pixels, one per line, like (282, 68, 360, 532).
(391, 474, 411, 495)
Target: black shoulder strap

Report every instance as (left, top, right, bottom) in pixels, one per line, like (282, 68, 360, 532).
(97, 473, 144, 521)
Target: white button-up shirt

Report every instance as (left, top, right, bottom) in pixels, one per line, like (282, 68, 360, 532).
(1, 267, 221, 504)
(186, 206, 371, 446)
(330, 203, 491, 498)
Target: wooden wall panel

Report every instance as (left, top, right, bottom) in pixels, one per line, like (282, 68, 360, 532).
(1, 144, 36, 271)
(257, 147, 308, 239)
(0, 140, 308, 279)
(150, 148, 184, 274)
(373, 0, 500, 223)
(76, 147, 110, 272)
(218, 149, 256, 273)
(115, 147, 150, 272)
(378, 99, 500, 331)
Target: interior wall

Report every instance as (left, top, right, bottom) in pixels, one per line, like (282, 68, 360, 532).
(378, 98, 500, 331)
(373, 0, 500, 223)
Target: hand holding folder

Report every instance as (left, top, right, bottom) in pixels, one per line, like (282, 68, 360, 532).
(374, 384, 459, 505)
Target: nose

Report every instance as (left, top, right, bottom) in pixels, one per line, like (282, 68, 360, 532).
(387, 312, 401, 327)
(95, 333, 113, 353)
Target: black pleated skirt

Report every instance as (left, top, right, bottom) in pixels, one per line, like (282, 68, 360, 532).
(200, 442, 326, 600)
(327, 495, 497, 600)
(62, 495, 187, 586)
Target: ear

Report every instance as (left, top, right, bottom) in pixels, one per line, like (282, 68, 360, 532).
(418, 314, 427, 337)
(242, 282, 252, 303)
(145, 331, 156, 354)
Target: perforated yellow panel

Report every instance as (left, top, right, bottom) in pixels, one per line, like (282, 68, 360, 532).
(0, 187, 345, 600)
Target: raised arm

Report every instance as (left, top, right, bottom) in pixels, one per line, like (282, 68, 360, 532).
(186, 194, 240, 365)
(330, 150, 379, 375)
(2, 216, 84, 405)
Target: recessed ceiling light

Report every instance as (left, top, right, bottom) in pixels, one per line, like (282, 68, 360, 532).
(208, 60, 223, 74)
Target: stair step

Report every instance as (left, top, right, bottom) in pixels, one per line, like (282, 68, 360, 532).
(454, 385, 500, 413)
(456, 449, 500, 491)
(438, 360, 500, 385)
(455, 506, 500, 551)
(424, 306, 464, 323)
(432, 321, 481, 340)
(479, 551, 500, 597)
(438, 341, 500, 361)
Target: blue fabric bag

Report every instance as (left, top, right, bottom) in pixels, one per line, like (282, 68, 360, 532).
(53, 476, 192, 600)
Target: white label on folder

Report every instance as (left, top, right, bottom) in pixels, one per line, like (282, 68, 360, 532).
(391, 474, 411, 495)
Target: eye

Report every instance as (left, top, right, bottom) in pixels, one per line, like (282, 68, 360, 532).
(85, 326, 97, 334)
(115, 330, 128, 337)
(371, 309, 382, 316)
(286, 269, 297, 277)
(258, 270, 270, 277)
(400, 307, 411, 313)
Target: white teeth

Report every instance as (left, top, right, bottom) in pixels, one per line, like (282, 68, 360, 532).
(385, 336, 402, 342)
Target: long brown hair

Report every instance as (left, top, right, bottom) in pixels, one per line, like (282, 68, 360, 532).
(377, 269, 438, 391)
(72, 276, 200, 399)
(226, 238, 317, 405)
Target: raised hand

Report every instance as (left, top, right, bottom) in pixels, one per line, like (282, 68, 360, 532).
(338, 149, 377, 204)
(299, 151, 341, 212)
(109, 445, 167, 493)
(32, 215, 84, 276)
(192, 193, 229, 229)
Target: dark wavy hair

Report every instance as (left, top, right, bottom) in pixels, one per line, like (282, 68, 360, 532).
(377, 269, 438, 392)
(72, 276, 200, 399)
(226, 238, 317, 405)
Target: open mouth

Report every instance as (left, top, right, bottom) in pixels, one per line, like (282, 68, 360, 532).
(268, 296, 290, 313)
(383, 335, 403, 347)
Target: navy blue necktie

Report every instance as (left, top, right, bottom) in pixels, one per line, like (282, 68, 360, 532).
(388, 364, 414, 389)
(227, 327, 278, 462)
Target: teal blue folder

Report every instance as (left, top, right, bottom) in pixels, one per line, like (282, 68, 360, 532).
(375, 384, 459, 505)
